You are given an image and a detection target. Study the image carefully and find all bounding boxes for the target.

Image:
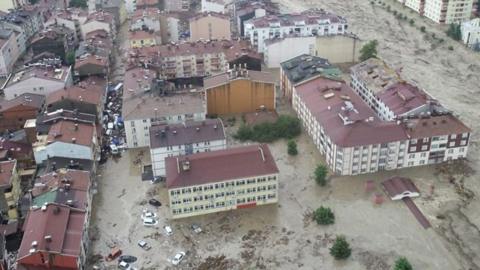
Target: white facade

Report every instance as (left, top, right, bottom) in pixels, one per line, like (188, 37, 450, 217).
(33, 141, 96, 164)
(130, 16, 161, 32)
(244, 12, 347, 53)
(403, 0, 474, 24)
(201, 0, 225, 13)
(151, 139, 226, 177)
(264, 36, 316, 68)
(81, 20, 115, 39)
(2, 68, 73, 100)
(0, 31, 20, 78)
(124, 112, 206, 148)
(291, 85, 470, 176)
(461, 18, 480, 47)
(168, 173, 278, 219)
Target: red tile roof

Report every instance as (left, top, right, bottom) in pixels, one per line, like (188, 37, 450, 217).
(17, 204, 86, 262)
(46, 120, 95, 147)
(0, 160, 16, 188)
(376, 82, 429, 116)
(246, 9, 346, 28)
(46, 84, 103, 106)
(74, 54, 108, 69)
(0, 93, 45, 113)
(166, 144, 279, 189)
(32, 170, 90, 197)
(405, 114, 471, 139)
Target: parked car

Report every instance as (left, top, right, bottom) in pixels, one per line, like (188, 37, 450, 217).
(119, 255, 137, 263)
(143, 218, 158, 227)
(171, 251, 186, 265)
(148, 199, 161, 207)
(137, 240, 151, 250)
(118, 261, 129, 269)
(191, 224, 202, 234)
(141, 210, 157, 220)
(164, 225, 173, 235)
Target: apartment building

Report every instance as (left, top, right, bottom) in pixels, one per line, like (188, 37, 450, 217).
(280, 54, 341, 101)
(2, 65, 73, 100)
(0, 8, 43, 51)
(201, 0, 225, 13)
(122, 67, 206, 148)
(33, 120, 98, 164)
(189, 12, 231, 41)
(244, 9, 348, 53)
(166, 144, 279, 219)
(130, 8, 161, 32)
(402, 0, 474, 24)
(0, 160, 20, 221)
(46, 82, 105, 117)
(290, 62, 470, 176)
(163, 0, 190, 11)
(234, 0, 279, 36)
(204, 66, 276, 115)
(0, 29, 20, 77)
(461, 18, 480, 48)
(16, 204, 88, 270)
(148, 40, 261, 79)
(149, 119, 226, 177)
(129, 30, 159, 48)
(0, 93, 45, 133)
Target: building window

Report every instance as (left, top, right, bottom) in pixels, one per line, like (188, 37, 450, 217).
(419, 160, 425, 165)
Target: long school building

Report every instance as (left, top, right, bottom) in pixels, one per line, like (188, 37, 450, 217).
(165, 144, 279, 219)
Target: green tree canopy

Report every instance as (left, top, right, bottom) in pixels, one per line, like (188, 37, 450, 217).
(359, 40, 379, 61)
(313, 206, 335, 225)
(394, 257, 413, 270)
(330, 236, 352, 260)
(314, 165, 328, 186)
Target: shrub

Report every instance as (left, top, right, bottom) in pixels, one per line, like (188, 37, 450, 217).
(409, 19, 414, 25)
(393, 10, 397, 16)
(287, 140, 298, 156)
(314, 165, 328, 186)
(313, 206, 335, 225)
(394, 257, 413, 270)
(330, 236, 352, 260)
(420, 26, 426, 32)
(233, 115, 301, 142)
(448, 46, 454, 51)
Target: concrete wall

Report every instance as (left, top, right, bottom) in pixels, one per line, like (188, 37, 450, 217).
(315, 35, 360, 64)
(190, 15, 231, 41)
(206, 78, 275, 115)
(264, 36, 315, 68)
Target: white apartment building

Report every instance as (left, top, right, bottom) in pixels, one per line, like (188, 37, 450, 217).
(461, 18, 480, 48)
(201, 0, 226, 13)
(0, 29, 20, 78)
(244, 9, 348, 53)
(166, 144, 279, 219)
(290, 70, 470, 176)
(122, 68, 206, 148)
(402, 0, 474, 24)
(149, 119, 226, 177)
(2, 65, 73, 100)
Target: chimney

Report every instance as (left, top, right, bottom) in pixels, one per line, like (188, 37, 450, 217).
(44, 235, 52, 242)
(182, 160, 190, 171)
(71, 138, 76, 143)
(74, 123, 78, 130)
(196, 127, 200, 132)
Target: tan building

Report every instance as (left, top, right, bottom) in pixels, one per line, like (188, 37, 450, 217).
(204, 66, 276, 116)
(189, 12, 231, 41)
(166, 144, 279, 219)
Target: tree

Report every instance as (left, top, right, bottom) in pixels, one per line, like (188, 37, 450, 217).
(409, 19, 415, 26)
(446, 23, 462, 41)
(66, 51, 76, 66)
(359, 40, 378, 61)
(314, 165, 328, 186)
(287, 140, 298, 156)
(394, 257, 413, 270)
(420, 26, 426, 32)
(313, 206, 335, 225)
(330, 236, 351, 260)
(69, 0, 87, 8)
